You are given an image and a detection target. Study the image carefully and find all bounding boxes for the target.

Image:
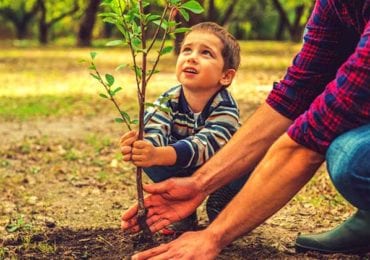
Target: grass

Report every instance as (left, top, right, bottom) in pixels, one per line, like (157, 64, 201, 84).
(0, 41, 301, 121)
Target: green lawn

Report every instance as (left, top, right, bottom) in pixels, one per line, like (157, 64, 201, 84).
(0, 41, 301, 120)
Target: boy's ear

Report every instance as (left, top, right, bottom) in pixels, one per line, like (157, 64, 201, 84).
(220, 69, 236, 86)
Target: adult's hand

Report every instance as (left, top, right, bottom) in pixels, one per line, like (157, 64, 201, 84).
(121, 177, 207, 233)
(131, 230, 221, 260)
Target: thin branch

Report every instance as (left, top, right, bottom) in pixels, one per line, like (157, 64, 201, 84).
(146, 6, 176, 83)
(92, 63, 132, 130)
(119, 1, 143, 102)
(146, 5, 169, 53)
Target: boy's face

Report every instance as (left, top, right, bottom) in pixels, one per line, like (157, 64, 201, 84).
(176, 31, 234, 92)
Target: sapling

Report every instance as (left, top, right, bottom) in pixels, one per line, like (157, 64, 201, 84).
(87, 0, 203, 241)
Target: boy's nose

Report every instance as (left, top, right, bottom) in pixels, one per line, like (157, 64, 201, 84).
(186, 53, 198, 63)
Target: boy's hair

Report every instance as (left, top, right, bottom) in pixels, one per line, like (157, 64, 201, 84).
(187, 22, 241, 71)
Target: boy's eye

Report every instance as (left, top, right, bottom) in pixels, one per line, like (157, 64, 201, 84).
(182, 47, 191, 53)
(202, 50, 213, 57)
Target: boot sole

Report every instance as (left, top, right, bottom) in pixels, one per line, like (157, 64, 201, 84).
(295, 242, 370, 254)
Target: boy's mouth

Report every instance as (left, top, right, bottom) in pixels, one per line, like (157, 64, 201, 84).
(183, 67, 198, 74)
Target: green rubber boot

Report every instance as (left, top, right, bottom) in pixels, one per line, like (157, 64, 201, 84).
(295, 210, 370, 254)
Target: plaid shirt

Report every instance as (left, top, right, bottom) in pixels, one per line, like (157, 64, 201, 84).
(266, 0, 370, 154)
(144, 85, 240, 168)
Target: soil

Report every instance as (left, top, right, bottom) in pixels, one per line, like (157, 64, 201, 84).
(1, 114, 369, 259)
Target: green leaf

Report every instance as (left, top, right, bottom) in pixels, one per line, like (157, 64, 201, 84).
(153, 19, 168, 30)
(112, 87, 122, 94)
(106, 40, 124, 46)
(145, 102, 155, 107)
(5, 224, 19, 233)
(160, 46, 173, 55)
(120, 111, 131, 122)
(130, 119, 139, 125)
(90, 73, 100, 80)
(181, 0, 204, 14)
(158, 106, 171, 113)
(158, 95, 173, 104)
(147, 14, 161, 23)
(142, 0, 150, 8)
(174, 27, 190, 34)
(169, 0, 181, 4)
(90, 52, 97, 60)
(179, 9, 190, 22)
(102, 17, 117, 24)
(98, 12, 118, 19)
(115, 64, 128, 71)
(133, 66, 142, 80)
(99, 93, 109, 99)
(105, 74, 115, 86)
(88, 64, 96, 70)
(147, 69, 159, 75)
(115, 118, 124, 123)
(132, 37, 142, 49)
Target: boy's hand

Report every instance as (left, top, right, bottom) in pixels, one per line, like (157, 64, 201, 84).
(131, 140, 158, 167)
(120, 130, 138, 161)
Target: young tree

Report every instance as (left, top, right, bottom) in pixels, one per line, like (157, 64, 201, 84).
(87, 0, 203, 240)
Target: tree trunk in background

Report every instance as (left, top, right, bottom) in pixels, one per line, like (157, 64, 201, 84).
(15, 20, 29, 39)
(275, 16, 285, 40)
(77, 0, 100, 47)
(174, 11, 204, 55)
(0, 1, 39, 40)
(271, 0, 308, 42)
(103, 23, 114, 38)
(38, 0, 48, 44)
(219, 0, 238, 26)
(37, 0, 79, 45)
(208, 0, 217, 22)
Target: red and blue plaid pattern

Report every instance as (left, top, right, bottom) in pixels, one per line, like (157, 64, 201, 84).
(267, 0, 370, 154)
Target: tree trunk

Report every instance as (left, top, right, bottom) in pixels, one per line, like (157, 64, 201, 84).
(219, 0, 239, 26)
(77, 0, 100, 47)
(275, 16, 285, 40)
(208, 0, 217, 21)
(103, 23, 114, 38)
(38, 0, 47, 44)
(39, 22, 48, 44)
(37, 0, 78, 45)
(290, 4, 305, 42)
(16, 21, 28, 39)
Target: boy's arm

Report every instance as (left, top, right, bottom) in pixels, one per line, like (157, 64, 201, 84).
(131, 140, 177, 167)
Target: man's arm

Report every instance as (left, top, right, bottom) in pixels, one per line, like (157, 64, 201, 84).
(194, 103, 292, 194)
(208, 134, 324, 249)
(132, 134, 324, 260)
(122, 102, 292, 232)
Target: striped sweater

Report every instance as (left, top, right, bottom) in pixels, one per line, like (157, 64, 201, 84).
(144, 85, 241, 168)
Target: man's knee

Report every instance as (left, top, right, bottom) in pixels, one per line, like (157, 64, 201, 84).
(326, 126, 370, 209)
(326, 133, 353, 185)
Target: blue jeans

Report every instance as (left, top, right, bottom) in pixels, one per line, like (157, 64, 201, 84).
(326, 124, 370, 210)
(144, 165, 249, 193)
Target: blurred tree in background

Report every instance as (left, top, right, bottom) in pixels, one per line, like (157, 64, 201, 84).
(0, 0, 314, 46)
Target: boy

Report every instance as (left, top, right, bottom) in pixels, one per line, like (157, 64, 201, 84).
(120, 22, 242, 233)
